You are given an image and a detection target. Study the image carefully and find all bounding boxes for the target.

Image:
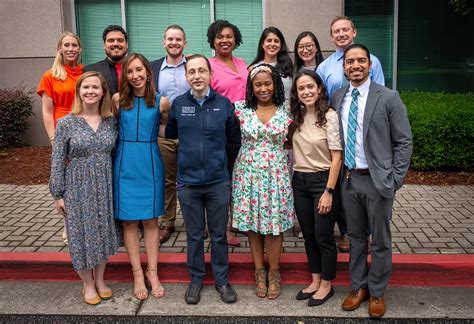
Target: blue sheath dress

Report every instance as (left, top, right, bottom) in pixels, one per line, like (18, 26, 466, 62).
(113, 95, 165, 220)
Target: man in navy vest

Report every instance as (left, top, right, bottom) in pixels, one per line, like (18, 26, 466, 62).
(165, 54, 240, 305)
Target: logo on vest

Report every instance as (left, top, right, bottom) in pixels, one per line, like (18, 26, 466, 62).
(181, 106, 196, 116)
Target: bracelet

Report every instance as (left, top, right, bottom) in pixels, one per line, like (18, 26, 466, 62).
(49, 136, 55, 142)
(324, 187, 334, 194)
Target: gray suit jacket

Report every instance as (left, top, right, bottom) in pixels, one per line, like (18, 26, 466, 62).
(332, 82, 413, 198)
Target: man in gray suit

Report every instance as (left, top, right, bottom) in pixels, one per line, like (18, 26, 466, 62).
(331, 44, 412, 318)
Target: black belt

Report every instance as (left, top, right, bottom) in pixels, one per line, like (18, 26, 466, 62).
(345, 167, 370, 176)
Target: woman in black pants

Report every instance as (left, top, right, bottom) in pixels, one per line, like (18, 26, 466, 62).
(289, 70, 342, 306)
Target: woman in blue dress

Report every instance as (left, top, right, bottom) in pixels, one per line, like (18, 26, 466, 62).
(112, 53, 170, 300)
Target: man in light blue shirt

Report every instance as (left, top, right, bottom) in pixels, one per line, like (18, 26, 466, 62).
(151, 25, 190, 244)
(316, 16, 385, 253)
(317, 16, 385, 100)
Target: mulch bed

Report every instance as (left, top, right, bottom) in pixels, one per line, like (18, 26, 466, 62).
(0, 146, 472, 186)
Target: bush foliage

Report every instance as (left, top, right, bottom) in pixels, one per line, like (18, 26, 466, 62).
(401, 91, 474, 171)
(0, 86, 35, 149)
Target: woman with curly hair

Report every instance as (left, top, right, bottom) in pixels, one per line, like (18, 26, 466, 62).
(248, 27, 294, 102)
(207, 19, 249, 246)
(289, 69, 342, 306)
(232, 64, 295, 300)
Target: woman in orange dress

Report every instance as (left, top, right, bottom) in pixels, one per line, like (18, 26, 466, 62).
(37, 32, 83, 143)
(37, 31, 83, 244)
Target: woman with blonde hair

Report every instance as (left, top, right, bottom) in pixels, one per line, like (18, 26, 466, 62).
(50, 71, 119, 305)
(112, 53, 170, 300)
(38, 31, 83, 141)
(38, 31, 83, 244)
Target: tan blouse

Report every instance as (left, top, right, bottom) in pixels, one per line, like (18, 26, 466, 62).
(292, 109, 343, 172)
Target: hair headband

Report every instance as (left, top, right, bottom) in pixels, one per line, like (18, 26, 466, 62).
(250, 65, 272, 80)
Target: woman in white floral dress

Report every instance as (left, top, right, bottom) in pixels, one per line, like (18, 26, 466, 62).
(232, 64, 295, 300)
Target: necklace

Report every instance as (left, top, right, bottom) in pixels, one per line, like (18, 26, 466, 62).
(257, 105, 276, 116)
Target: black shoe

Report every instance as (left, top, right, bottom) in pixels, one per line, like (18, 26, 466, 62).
(215, 284, 237, 303)
(185, 283, 202, 305)
(308, 287, 334, 307)
(296, 289, 318, 300)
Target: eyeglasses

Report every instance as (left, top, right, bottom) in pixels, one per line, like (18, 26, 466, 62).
(186, 68, 210, 76)
(297, 43, 315, 52)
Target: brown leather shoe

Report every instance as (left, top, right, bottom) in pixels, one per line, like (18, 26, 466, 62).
(342, 288, 369, 311)
(368, 296, 385, 318)
(159, 225, 175, 243)
(338, 234, 349, 252)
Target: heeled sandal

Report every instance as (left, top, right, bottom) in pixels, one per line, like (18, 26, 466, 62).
(267, 268, 281, 300)
(146, 268, 165, 299)
(132, 268, 148, 300)
(255, 268, 267, 298)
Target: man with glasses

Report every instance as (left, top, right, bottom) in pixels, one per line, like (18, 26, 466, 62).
(165, 54, 240, 305)
(151, 25, 190, 244)
(84, 25, 128, 96)
(316, 16, 385, 253)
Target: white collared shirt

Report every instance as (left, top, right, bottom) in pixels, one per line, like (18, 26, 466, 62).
(340, 78, 371, 169)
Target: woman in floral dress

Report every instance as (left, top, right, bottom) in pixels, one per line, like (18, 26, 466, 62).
(50, 71, 119, 305)
(232, 64, 295, 300)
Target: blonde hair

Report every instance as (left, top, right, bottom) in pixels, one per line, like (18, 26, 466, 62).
(51, 32, 82, 81)
(71, 71, 114, 118)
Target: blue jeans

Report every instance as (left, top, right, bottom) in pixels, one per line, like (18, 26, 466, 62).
(177, 179, 231, 286)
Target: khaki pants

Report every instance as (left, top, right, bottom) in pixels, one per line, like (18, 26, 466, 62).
(158, 137, 178, 226)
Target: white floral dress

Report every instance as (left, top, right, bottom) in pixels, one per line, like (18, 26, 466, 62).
(232, 101, 295, 235)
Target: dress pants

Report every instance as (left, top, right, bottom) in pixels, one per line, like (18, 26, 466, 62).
(158, 137, 178, 226)
(178, 180, 231, 286)
(341, 172, 393, 297)
(292, 171, 338, 280)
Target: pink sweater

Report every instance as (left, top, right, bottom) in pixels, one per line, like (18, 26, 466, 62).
(209, 56, 249, 103)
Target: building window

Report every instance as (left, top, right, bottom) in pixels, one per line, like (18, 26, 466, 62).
(345, 0, 394, 88)
(75, 0, 262, 65)
(397, 0, 473, 92)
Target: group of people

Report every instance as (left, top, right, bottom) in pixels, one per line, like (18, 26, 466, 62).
(38, 16, 412, 319)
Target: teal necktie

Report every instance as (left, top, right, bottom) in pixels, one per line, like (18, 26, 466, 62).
(345, 88, 360, 169)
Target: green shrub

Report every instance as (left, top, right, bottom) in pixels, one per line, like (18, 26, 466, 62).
(401, 91, 474, 171)
(0, 86, 35, 149)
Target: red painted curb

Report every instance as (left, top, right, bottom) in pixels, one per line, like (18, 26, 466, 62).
(1, 252, 473, 287)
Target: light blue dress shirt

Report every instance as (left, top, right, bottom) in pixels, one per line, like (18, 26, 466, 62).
(158, 56, 190, 104)
(316, 49, 385, 101)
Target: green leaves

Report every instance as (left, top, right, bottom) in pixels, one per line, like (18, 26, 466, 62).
(402, 91, 474, 171)
(0, 87, 35, 149)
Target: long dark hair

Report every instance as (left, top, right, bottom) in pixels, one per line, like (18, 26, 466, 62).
(119, 53, 156, 109)
(293, 31, 324, 73)
(245, 64, 285, 110)
(249, 27, 294, 78)
(288, 70, 330, 140)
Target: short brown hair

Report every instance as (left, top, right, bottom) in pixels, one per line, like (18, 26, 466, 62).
(330, 16, 356, 35)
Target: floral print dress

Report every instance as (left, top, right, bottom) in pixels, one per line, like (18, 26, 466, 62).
(232, 101, 295, 235)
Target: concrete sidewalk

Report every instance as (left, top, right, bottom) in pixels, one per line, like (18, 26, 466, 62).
(0, 281, 473, 322)
(0, 184, 473, 254)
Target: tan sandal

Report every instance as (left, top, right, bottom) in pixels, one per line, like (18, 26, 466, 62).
(254, 268, 267, 298)
(146, 268, 165, 299)
(132, 268, 148, 300)
(267, 268, 281, 300)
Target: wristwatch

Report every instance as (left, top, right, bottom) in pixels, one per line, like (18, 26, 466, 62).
(324, 187, 334, 194)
